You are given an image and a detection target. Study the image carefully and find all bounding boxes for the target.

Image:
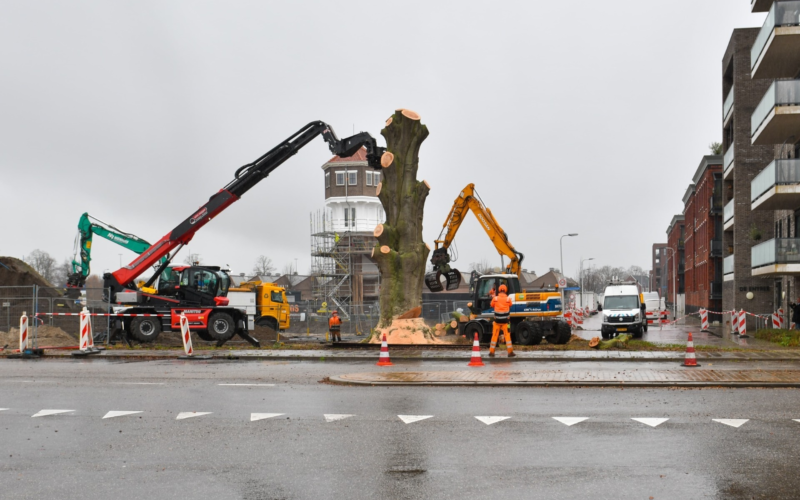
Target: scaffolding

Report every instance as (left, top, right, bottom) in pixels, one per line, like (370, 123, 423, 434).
(310, 209, 379, 319)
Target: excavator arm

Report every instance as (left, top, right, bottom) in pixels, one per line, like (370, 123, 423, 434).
(67, 213, 164, 288)
(104, 121, 385, 300)
(425, 183, 524, 292)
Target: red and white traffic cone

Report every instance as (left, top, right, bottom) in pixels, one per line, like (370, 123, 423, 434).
(683, 332, 700, 367)
(376, 333, 393, 366)
(467, 332, 484, 367)
(19, 311, 28, 352)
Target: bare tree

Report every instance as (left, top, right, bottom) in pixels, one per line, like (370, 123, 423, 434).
(252, 255, 276, 276)
(51, 258, 73, 288)
(25, 249, 57, 284)
(469, 258, 493, 275)
(85, 275, 105, 302)
(281, 262, 295, 276)
(182, 253, 202, 266)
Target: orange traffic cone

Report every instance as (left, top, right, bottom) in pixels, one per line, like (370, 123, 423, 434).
(376, 333, 393, 366)
(467, 332, 484, 367)
(683, 332, 700, 367)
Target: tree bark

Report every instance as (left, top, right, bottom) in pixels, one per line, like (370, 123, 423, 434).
(373, 109, 431, 326)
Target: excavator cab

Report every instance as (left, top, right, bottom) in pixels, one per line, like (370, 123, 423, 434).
(425, 247, 462, 292)
(470, 275, 521, 314)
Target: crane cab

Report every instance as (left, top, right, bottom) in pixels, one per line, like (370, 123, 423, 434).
(175, 266, 231, 306)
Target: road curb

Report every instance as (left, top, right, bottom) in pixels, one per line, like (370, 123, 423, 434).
(327, 376, 800, 388)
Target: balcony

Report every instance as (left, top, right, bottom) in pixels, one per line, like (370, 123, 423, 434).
(751, 80, 800, 145)
(752, 238, 800, 276)
(711, 240, 723, 257)
(723, 146, 735, 179)
(751, 1, 800, 79)
(724, 255, 734, 281)
(751, 159, 800, 210)
(710, 281, 723, 300)
(723, 86, 735, 126)
(753, 0, 775, 11)
(724, 199, 735, 231)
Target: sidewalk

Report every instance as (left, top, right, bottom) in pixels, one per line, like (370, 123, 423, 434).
(330, 369, 800, 387)
(10, 347, 800, 362)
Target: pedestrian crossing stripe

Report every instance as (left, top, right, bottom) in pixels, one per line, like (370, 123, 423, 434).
(176, 412, 212, 420)
(712, 419, 748, 428)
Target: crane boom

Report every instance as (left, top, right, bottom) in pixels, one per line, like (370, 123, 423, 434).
(105, 121, 385, 299)
(425, 183, 524, 292)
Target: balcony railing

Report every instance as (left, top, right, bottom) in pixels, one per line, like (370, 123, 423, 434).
(751, 1, 800, 71)
(751, 159, 800, 202)
(723, 86, 735, 123)
(711, 240, 723, 257)
(724, 146, 735, 173)
(724, 255, 734, 275)
(752, 79, 800, 137)
(752, 238, 800, 268)
(724, 199, 735, 223)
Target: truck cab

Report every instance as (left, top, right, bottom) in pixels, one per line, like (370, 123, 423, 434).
(228, 279, 290, 332)
(601, 281, 647, 339)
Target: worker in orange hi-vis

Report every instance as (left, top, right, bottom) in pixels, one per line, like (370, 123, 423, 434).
(328, 310, 342, 343)
(489, 284, 516, 358)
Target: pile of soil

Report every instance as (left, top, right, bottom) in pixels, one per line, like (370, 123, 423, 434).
(0, 324, 77, 348)
(0, 256, 62, 297)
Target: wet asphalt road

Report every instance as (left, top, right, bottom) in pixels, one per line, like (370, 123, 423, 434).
(2, 359, 800, 500)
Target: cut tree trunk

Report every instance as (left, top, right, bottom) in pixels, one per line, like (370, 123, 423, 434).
(372, 109, 431, 327)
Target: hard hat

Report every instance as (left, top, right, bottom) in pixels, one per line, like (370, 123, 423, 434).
(332, 310, 338, 315)
(499, 284, 507, 293)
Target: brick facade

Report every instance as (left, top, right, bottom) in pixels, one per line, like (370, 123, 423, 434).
(721, 28, 776, 316)
(666, 215, 685, 307)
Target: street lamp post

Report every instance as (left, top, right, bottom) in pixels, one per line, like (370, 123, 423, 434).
(560, 234, 578, 310)
(580, 257, 594, 309)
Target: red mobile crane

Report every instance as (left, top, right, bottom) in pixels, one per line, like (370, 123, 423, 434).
(104, 121, 385, 345)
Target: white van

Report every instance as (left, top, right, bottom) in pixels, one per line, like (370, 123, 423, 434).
(643, 292, 661, 325)
(601, 282, 646, 338)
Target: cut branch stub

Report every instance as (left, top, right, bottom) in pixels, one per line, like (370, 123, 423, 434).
(401, 109, 421, 120)
(423, 179, 430, 189)
(380, 245, 391, 254)
(385, 117, 393, 127)
(380, 151, 394, 168)
(373, 224, 384, 238)
(376, 182, 382, 196)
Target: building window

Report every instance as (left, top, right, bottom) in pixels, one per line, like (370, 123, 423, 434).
(351, 208, 356, 225)
(366, 171, 373, 186)
(348, 171, 357, 186)
(374, 172, 381, 186)
(336, 171, 345, 186)
(325, 172, 330, 188)
(344, 207, 356, 227)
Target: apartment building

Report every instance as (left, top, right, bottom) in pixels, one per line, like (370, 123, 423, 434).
(651, 243, 668, 296)
(683, 156, 725, 316)
(666, 215, 686, 309)
(748, 0, 800, 317)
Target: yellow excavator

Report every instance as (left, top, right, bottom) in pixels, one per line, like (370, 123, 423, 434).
(426, 183, 570, 345)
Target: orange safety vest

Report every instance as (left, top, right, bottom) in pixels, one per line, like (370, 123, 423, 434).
(490, 293, 512, 314)
(329, 316, 341, 331)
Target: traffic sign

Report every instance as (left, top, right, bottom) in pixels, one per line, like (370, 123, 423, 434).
(558, 278, 567, 288)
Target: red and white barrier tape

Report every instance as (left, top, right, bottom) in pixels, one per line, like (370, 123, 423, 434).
(36, 313, 167, 317)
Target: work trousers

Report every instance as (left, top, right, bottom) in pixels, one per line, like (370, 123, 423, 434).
(490, 319, 513, 355)
(329, 327, 341, 342)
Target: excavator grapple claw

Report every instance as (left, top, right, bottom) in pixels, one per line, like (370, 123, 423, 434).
(425, 272, 444, 293)
(444, 270, 462, 291)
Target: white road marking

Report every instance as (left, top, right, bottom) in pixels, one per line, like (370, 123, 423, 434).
(32, 410, 75, 418)
(324, 414, 354, 422)
(251, 413, 284, 422)
(553, 417, 589, 426)
(398, 415, 433, 424)
(475, 416, 511, 426)
(0, 408, 8, 412)
(176, 412, 212, 420)
(218, 384, 275, 387)
(115, 382, 165, 385)
(103, 411, 143, 419)
(793, 419, 800, 424)
(631, 418, 669, 428)
(713, 419, 749, 428)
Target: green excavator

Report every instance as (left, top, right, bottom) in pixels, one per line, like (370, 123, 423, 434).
(66, 213, 175, 292)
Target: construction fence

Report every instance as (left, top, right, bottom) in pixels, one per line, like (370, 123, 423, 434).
(0, 286, 111, 348)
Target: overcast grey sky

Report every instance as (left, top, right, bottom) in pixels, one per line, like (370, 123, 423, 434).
(0, 1, 764, 280)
